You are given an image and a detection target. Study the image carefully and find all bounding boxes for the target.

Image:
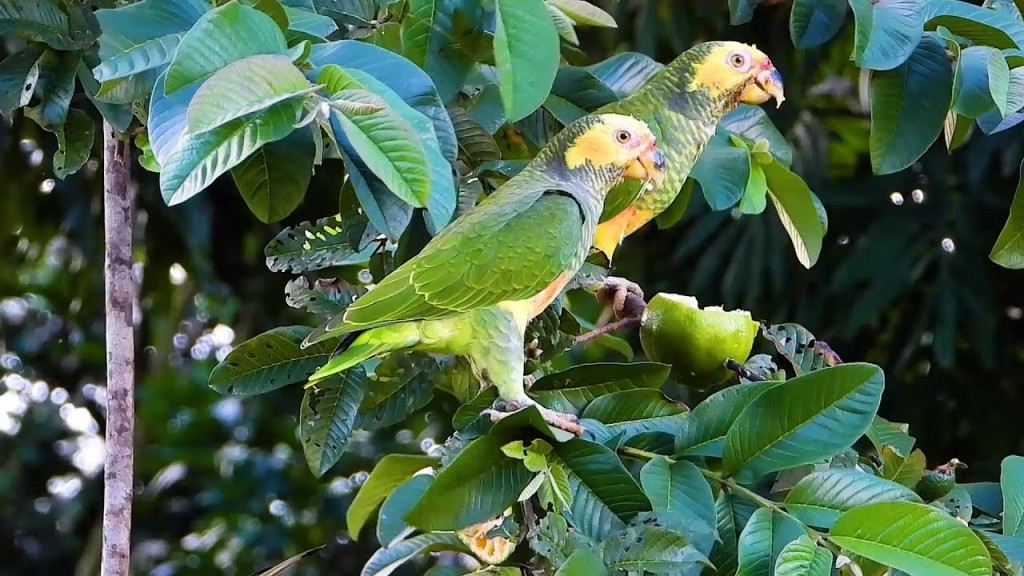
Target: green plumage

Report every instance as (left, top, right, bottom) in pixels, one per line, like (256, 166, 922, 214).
(305, 115, 639, 408)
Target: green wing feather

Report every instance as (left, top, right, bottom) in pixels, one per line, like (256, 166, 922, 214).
(304, 184, 584, 346)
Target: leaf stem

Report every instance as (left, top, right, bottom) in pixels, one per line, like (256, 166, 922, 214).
(573, 316, 641, 346)
(618, 447, 843, 556)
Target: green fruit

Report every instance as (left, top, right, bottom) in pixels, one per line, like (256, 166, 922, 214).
(915, 469, 956, 501)
(639, 293, 759, 387)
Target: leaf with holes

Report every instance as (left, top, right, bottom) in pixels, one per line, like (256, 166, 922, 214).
(361, 532, 467, 576)
(494, 0, 559, 122)
(406, 434, 532, 531)
(761, 323, 842, 375)
(265, 216, 376, 273)
(209, 326, 334, 395)
(356, 370, 434, 431)
(552, 438, 651, 541)
(723, 363, 884, 477)
(774, 536, 833, 576)
(830, 502, 992, 576)
(160, 99, 300, 205)
(790, 0, 847, 48)
(284, 277, 366, 317)
(0, 43, 44, 111)
(232, 125, 315, 223)
(347, 453, 438, 539)
(53, 108, 94, 180)
(300, 368, 369, 477)
(24, 49, 78, 131)
(675, 381, 777, 458)
(604, 525, 710, 573)
(784, 469, 923, 529)
(186, 54, 314, 135)
(991, 159, 1024, 269)
(736, 507, 806, 576)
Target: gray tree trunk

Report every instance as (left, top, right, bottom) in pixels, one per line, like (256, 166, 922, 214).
(100, 122, 135, 576)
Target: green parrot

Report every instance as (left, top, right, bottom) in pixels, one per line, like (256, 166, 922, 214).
(591, 41, 785, 262)
(302, 113, 667, 434)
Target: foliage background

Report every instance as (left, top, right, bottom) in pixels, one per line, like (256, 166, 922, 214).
(1, 0, 1023, 574)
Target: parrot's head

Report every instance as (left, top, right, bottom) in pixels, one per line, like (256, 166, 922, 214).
(687, 41, 785, 109)
(562, 113, 667, 191)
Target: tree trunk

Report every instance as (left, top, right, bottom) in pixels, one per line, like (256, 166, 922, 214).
(100, 122, 135, 576)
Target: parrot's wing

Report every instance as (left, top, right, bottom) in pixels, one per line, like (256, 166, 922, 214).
(306, 188, 585, 344)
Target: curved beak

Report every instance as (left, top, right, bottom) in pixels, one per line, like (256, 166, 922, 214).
(740, 66, 785, 108)
(624, 145, 667, 191)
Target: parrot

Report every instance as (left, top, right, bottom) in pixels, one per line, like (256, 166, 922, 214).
(591, 41, 785, 266)
(301, 113, 668, 434)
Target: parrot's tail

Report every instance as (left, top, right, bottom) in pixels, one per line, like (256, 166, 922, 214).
(306, 323, 422, 386)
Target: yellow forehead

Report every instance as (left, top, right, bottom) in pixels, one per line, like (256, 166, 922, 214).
(564, 114, 654, 169)
(689, 43, 767, 96)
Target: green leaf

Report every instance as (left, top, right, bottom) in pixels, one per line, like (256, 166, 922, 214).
(0, 44, 44, 111)
(675, 381, 776, 458)
(985, 533, 1024, 568)
(990, 160, 1024, 269)
(580, 389, 687, 442)
(406, 434, 532, 531)
(722, 105, 794, 168)
(954, 47, 1007, 118)
(881, 446, 928, 487)
(53, 108, 94, 180)
(692, 133, 750, 211)
(357, 371, 434, 431)
(265, 216, 375, 273)
(361, 532, 467, 576)
(285, 6, 337, 38)
(547, 0, 616, 27)
(710, 492, 759, 575)
(24, 49, 78, 131)
(285, 277, 365, 317)
(761, 323, 842, 376)
(160, 99, 300, 205)
(165, 1, 287, 93)
(790, 0, 847, 48)
(533, 362, 672, 390)
(736, 507, 806, 576)
(547, 4, 580, 46)
(869, 33, 952, 175)
(554, 438, 651, 540)
(604, 525, 710, 573)
(739, 162, 768, 215)
(829, 502, 992, 576)
(556, 549, 608, 576)
(233, 127, 314, 223)
(299, 367, 369, 477)
(187, 54, 313, 135)
(93, 34, 180, 83)
(494, 0, 560, 122)
(730, 0, 757, 25)
(347, 454, 438, 539)
(784, 469, 924, 529)
(774, 536, 833, 576)
(849, 0, 923, 71)
(376, 474, 432, 547)
(922, 0, 1024, 50)
(763, 159, 825, 269)
(209, 326, 334, 395)
(585, 51, 663, 97)
(723, 363, 884, 477)
(449, 104, 500, 163)
(328, 86, 431, 208)
(866, 415, 917, 457)
(1002, 456, 1024, 537)
(639, 457, 717, 537)
(960, 482, 1003, 517)
(0, 0, 92, 50)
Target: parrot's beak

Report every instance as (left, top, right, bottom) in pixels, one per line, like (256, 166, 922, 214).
(741, 65, 785, 109)
(624, 145, 667, 191)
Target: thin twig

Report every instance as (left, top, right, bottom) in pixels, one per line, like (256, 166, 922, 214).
(725, 358, 766, 382)
(618, 447, 843, 557)
(101, 124, 135, 576)
(573, 316, 641, 346)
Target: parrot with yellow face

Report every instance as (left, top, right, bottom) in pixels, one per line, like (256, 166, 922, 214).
(592, 41, 785, 262)
(302, 113, 667, 434)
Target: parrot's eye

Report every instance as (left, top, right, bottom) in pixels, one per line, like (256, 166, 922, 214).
(728, 51, 750, 71)
(615, 130, 632, 144)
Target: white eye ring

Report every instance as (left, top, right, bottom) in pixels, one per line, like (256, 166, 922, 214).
(615, 130, 632, 144)
(727, 51, 750, 71)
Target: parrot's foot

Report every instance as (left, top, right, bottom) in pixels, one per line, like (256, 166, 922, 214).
(596, 276, 646, 320)
(483, 399, 584, 436)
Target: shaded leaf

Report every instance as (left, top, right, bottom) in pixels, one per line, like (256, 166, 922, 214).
(604, 525, 710, 573)
(24, 49, 78, 130)
(284, 277, 366, 317)
(639, 457, 716, 538)
(494, 0, 560, 122)
(53, 108, 94, 180)
(849, 0, 923, 71)
(710, 492, 759, 575)
(347, 454, 439, 539)
(774, 536, 833, 576)
(0, 43, 44, 111)
(547, 0, 616, 27)
(361, 532, 467, 576)
(209, 326, 334, 395)
(1003, 455, 1024, 537)
(233, 125, 315, 223)
(761, 323, 842, 376)
(764, 160, 825, 269)
(790, 0, 847, 48)
(377, 474, 432, 547)
(675, 381, 777, 458)
(991, 159, 1024, 269)
(736, 507, 806, 576)
(300, 368, 369, 477)
(581, 389, 687, 443)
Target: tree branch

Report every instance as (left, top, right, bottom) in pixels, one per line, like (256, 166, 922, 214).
(573, 316, 641, 346)
(725, 358, 766, 382)
(101, 122, 135, 576)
